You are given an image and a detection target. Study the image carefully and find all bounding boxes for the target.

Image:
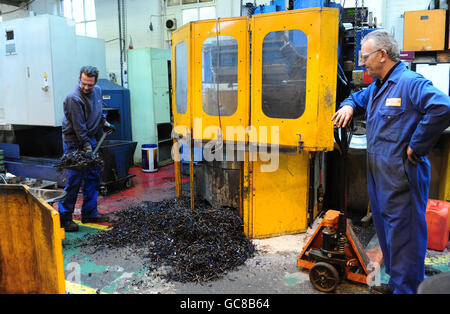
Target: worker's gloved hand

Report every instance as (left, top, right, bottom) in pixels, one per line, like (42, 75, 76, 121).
(83, 144, 93, 152)
(103, 122, 116, 134)
(83, 144, 94, 158)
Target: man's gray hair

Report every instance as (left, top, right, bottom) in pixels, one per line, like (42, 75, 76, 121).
(362, 30, 400, 62)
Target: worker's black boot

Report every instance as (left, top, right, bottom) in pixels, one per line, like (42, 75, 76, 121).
(61, 219, 79, 232)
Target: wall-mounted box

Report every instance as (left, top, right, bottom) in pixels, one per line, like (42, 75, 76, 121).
(404, 9, 446, 52)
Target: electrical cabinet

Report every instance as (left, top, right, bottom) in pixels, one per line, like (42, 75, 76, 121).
(404, 9, 446, 51)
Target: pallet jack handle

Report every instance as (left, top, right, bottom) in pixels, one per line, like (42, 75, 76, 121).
(333, 124, 352, 231)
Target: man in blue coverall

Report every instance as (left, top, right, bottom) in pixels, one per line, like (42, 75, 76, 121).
(58, 66, 114, 232)
(332, 30, 450, 294)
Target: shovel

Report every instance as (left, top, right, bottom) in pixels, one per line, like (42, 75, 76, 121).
(93, 131, 108, 155)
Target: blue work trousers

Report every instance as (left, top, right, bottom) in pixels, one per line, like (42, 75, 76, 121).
(367, 152, 429, 294)
(58, 139, 100, 222)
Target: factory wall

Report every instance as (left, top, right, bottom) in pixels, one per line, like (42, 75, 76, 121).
(94, 0, 242, 85)
(28, 0, 61, 16)
(95, 0, 162, 85)
(92, 0, 435, 84)
(0, 3, 29, 20)
(0, 0, 60, 21)
(0, 0, 442, 85)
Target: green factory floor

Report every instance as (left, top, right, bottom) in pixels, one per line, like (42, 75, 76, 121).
(58, 166, 450, 295)
(61, 218, 450, 295)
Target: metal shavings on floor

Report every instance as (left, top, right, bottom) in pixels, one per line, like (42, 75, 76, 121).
(84, 198, 256, 283)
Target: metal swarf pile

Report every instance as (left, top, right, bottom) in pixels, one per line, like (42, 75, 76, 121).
(55, 150, 104, 171)
(86, 198, 256, 283)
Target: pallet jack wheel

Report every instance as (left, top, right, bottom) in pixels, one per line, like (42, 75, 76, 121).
(309, 262, 340, 293)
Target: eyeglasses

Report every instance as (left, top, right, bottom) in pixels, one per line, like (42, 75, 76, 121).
(80, 81, 95, 88)
(360, 49, 382, 63)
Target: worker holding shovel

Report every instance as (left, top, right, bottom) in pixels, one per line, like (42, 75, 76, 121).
(58, 66, 115, 232)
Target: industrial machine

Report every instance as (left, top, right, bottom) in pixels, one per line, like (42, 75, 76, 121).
(0, 14, 106, 128)
(0, 14, 107, 168)
(171, 6, 339, 238)
(170, 0, 382, 234)
(0, 14, 138, 193)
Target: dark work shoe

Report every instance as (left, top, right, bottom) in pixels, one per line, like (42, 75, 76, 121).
(61, 220, 79, 232)
(369, 283, 394, 294)
(81, 213, 110, 224)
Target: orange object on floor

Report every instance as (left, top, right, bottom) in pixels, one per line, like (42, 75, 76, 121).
(425, 199, 450, 251)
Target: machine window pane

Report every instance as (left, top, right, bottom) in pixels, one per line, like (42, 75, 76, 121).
(175, 42, 188, 114)
(202, 36, 238, 117)
(262, 30, 307, 119)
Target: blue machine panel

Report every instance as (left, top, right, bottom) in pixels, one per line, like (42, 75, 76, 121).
(246, 0, 342, 14)
(252, 0, 285, 14)
(294, 0, 340, 10)
(97, 79, 132, 141)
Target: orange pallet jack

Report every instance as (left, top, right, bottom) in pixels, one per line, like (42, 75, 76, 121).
(297, 127, 382, 293)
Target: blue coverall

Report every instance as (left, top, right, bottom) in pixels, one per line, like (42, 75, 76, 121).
(58, 85, 105, 222)
(341, 62, 450, 293)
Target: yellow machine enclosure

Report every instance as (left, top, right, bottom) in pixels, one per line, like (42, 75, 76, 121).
(0, 185, 66, 294)
(171, 8, 339, 238)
